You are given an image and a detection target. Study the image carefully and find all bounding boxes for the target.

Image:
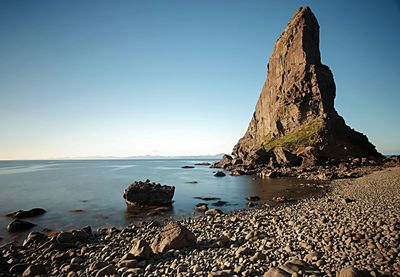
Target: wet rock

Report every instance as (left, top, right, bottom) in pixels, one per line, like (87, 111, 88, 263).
(7, 219, 36, 232)
(181, 165, 195, 169)
(123, 180, 175, 206)
(214, 171, 226, 177)
(6, 208, 46, 219)
(194, 162, 210, 166)
(211, 200, 228, 207)
(151, 222, 197, 253)
(10, 263, 29, 274)
(193, 196, 221, 201)
(211, 154, 233, 169)
(195, 203, 208, 212)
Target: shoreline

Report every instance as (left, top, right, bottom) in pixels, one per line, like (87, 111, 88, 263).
(1, 166, 399, 276)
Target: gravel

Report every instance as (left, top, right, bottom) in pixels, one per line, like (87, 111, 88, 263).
(1, 167, 399, 276)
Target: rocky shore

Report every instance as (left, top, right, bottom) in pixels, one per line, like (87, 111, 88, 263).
(1, 167, 399, 276)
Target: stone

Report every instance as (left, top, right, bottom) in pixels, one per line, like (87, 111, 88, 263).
(123, 180, 175, 206)
(151, 222, 197, 253)
(230, 6, 382, 166)
(95, 264, 116, 277)
(181, 165, 195, 169)
(264, 267, 291, 277)
(195, 203, 209, 212)
(214, 171, 226, 177)
(22, 264, 47, 276)
(10, 263, 29, 274)
(338, 266, 363, 277)
(22, 231, 48, 247)
(205, 209, 223, 216)
(6, 208, 46, 218)
(129, 239, 152, 260)
(245, 196, 260, 201)
(7, 219, 36, 232)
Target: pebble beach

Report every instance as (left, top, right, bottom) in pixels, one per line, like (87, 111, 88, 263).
(1, 167, 399, 276)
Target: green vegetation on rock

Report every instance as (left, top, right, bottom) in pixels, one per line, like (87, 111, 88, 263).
(264, 119, 324, 151)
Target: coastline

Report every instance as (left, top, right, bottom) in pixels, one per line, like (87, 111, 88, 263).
(1, 166, 399, 276)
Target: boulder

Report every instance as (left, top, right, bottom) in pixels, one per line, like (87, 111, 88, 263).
(181, 165, 194, 169)
(6, 208, 46, 219)
(263, 267, 291, 277)
(151, 222, 197, 253)
(338, 266, 363, 277)
(7, 219, 36, 232)
(129, 239, 152, 260)
(123, 180, 175, 206)
(272, 147, 301, 166)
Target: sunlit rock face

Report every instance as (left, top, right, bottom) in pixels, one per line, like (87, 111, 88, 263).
(232, 6, 382, 165)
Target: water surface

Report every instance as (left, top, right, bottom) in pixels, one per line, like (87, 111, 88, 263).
(0, 159, 321, 243)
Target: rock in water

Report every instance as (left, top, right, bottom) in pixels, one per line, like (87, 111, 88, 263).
(151, 222, 197, 253)
(7, 208, 46, 218)
(7, 219, 36, 232)
(232, 6, 382, 166)
(123, 180, 175, 206)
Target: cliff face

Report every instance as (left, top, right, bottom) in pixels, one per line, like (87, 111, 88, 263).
(232, 6, 382, 165)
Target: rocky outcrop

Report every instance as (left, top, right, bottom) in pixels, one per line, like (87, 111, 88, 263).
(123, 180, 175, 206)
(231, 6, 382, 167)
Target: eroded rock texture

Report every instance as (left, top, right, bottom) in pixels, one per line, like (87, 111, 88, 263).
(233, 6, 382, 165)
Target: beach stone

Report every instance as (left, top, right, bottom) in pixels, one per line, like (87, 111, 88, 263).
(205, 209, 223, 216)
(22, 231, 48, 247)
(22, 264, 47, 276)
(129, 239, 152, 260)
(338, 266, 364, 277)
(264, 267, 291, 277)
(151, 222, 197, 253)
(95, 264, 116, 277)
(7, 219, 36, 232)
(10, 263, 29, 274)
(195, 203, 209, 212)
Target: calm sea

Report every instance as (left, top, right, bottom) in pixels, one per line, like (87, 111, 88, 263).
(0, 159, 320, 243)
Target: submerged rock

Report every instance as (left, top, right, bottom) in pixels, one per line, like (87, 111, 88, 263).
(123, 180, 175, 206)
(6, 208, 46, 219)
(214, 171, 226, 177)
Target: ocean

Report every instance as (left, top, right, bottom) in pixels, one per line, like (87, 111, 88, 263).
(0, 159, 320, 243)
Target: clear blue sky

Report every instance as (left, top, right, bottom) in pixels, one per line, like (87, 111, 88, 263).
(0, 0, 399, 159)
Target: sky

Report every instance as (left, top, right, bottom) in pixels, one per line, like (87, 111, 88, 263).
(0, 0, 399, 160)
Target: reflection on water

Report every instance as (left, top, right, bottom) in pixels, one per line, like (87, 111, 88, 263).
(0, 159, 324, 244)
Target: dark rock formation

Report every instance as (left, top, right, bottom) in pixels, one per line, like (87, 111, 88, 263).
(214, 171, 226, 177)
(6, 208, 46, 219)
(232, 6, 382, 167)
(123, 180, 175, 206)
(7, 219, 36, 232)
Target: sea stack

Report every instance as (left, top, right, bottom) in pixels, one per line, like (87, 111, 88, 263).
(232, 6, 382, 167)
